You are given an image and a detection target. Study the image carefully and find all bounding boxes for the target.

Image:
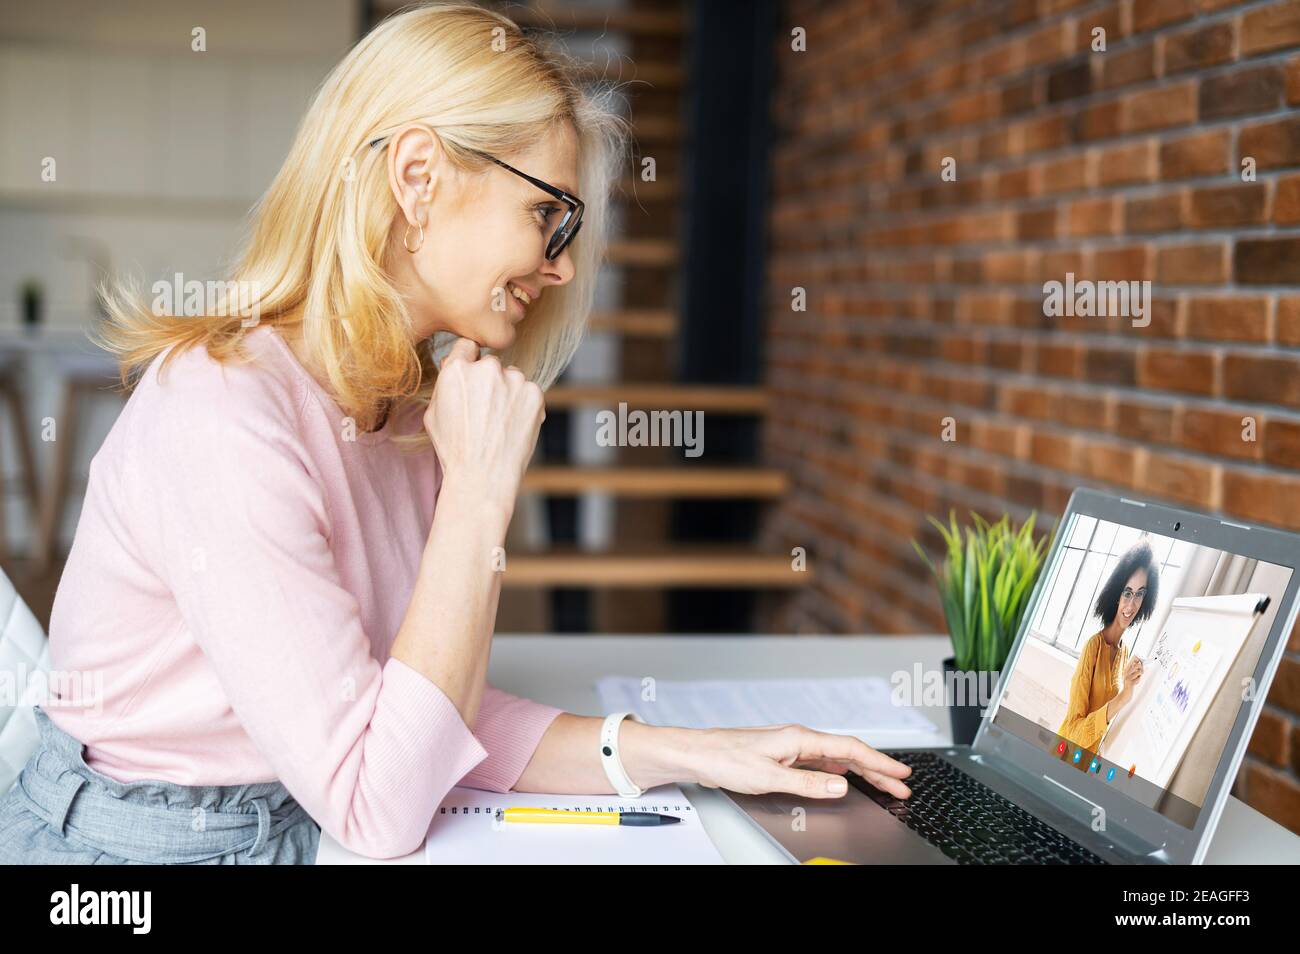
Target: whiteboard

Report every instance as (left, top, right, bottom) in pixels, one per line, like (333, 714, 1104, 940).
(1101, 594, 1265, 791)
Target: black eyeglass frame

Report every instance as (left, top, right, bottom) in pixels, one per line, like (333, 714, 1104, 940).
(368, 135, 584, 261)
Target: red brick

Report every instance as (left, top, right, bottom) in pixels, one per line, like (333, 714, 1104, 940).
(1181, 406, 1264, 460)
(1099, 43, 1157, 89)
(1271, 656, 1300, 715)
(1156, 243, 1229, 284)
(1016, 206, 1058, 240)
(1126, 192, 1186, 232)
(1184, 295, 1271, 342)
(1036, 153, 1090, 194)
(1023, 21, 1073, 69)
(1033, 396, 1093, 436)
(1274, 173, 1300, 223)
(1082, 4, 1126, 48)
(993, 168, 1034, 200)
(1239, 117, 1300, 170)
(1047, 61, 1092, 103)
(1139, 451, 1218, 507)
(1187, 183, 1270, 228)
(1264, 416, 1300, 467)
(1036, 340, 1082, 377)
(1223, 352, 1300, 407)
(1236, 237, 1300, 284)
(1241, 0, 1300, 56)
(1200, 65, 1286, 121)
(1066, 197, 1120, 235)
(1223, 470, 1300, 532)
(1093, 244, 1152, 281)
(1114, 398, 1178, 443)
(1163, 21, 1235, 75)
(1076, 99, 1123, 140)
(1160, 129, 1231, 179)
(984, 251, 1032, 283)
(1247, 708, 1292, 768)
(1240, 764, 1300, 835)
(1023, 114, 1072, 153)
(1138, 347, 1218, 395)
(1001, 75, 1040, 116)
(1094, 139, 1157, 185)
(1141, 297, 1182, 337)
(1279, 297, 1300, 344)
(1084, 346, 1138, 386)
(1080, 438, 1138, 486)
(1287, 54, 1300, 104)
(1043, 245, 1092, 275)
(1120, 82, 1198, 133)
(1133, 0, 1198, 33)
(1030, 431, 1079, 470)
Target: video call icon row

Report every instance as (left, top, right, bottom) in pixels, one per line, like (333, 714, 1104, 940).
(1056, 739, 1136, 782)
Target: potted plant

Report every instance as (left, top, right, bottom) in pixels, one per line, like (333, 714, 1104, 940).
(913, 511, 1050, 744)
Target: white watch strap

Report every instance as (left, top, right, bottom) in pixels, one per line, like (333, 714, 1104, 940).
(600, 711, 645, 798)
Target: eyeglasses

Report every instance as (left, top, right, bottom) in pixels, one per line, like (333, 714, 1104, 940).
(368, 136, 584, 262)
(1121, 587, 1147, 602)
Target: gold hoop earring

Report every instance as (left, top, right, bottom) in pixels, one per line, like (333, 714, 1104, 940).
(403, 218, 425, 253)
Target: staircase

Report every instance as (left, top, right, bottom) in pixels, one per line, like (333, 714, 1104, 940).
(368, 1, 810, 631)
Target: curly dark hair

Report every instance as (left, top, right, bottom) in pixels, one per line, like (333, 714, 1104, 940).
(1094, 540, 1160, 627)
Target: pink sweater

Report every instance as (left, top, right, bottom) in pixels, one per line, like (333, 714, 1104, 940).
(46, 323, 564, 858)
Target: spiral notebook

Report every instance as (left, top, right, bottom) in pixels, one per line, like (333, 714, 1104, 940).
(423, 784, 724, 864)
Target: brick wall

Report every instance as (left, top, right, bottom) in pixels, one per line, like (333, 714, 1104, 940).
(759, 0, 1300, 832)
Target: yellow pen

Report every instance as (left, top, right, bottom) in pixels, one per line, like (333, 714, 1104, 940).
(497, 808, 681, 827)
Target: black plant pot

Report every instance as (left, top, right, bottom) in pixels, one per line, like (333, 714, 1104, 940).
(943, 656, 988, 746)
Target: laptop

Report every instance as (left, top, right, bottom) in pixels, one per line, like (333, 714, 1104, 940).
(724, 489, 1300, 864)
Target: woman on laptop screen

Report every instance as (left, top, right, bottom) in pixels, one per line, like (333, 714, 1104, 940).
(1058, 541, 1158, 757)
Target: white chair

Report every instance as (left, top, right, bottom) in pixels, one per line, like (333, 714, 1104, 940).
(0, 564, 49, 793)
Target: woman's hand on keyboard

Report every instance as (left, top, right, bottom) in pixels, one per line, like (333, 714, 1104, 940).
(686, 724, 913, 799)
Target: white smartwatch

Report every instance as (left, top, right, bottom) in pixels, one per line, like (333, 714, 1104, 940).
(599, 711, 646, 798)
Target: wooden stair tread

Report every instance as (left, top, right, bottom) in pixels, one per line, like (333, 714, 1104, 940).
(522, 466, 788, 497)
(617, 177, 678, 202)
(607, 238, 677, 266)
(631, 116, 683, 144)
(588, 308, 677, 336)
(545, 384, 768, 412)
(571, 61, 684, 89)
(501, 548, 809, 588)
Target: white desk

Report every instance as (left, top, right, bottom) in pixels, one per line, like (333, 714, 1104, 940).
(317, 635, 1300, 865)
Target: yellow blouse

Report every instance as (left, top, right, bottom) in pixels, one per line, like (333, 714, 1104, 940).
(1058, 631, 1128, 756)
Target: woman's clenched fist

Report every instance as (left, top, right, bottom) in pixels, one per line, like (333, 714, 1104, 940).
(423, 337, 545, 511)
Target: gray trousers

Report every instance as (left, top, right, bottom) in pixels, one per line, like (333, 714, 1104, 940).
(0, 707, 319, 864)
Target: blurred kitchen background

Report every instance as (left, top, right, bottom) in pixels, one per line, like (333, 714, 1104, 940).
(2, 0, 1299, 829)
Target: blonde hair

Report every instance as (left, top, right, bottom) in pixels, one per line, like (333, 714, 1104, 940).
(94, 0, 628, 453)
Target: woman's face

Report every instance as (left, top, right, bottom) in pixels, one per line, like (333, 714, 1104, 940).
(385, 122, 579, 351)
(1116, 567, 1149, 630)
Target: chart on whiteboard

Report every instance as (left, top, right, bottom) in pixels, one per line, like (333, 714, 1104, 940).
(1140, 630, 1221, 767)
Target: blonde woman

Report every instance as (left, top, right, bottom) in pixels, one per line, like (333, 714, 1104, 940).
(0, 3, 910, 864)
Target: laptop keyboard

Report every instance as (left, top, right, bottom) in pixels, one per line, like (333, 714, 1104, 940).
(850, 751, 1108, 865)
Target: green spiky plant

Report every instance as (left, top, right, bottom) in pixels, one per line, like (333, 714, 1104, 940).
(912, 511, 1052, 673)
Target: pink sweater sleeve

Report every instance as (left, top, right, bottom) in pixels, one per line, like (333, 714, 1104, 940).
(461, 685, 564, 792)
(134, 353, 497, 858)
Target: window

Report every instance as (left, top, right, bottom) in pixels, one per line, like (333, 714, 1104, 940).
(1029, 517, 1190, 658)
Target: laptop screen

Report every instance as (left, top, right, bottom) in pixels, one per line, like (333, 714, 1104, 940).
(988, 513, 1293, 829)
